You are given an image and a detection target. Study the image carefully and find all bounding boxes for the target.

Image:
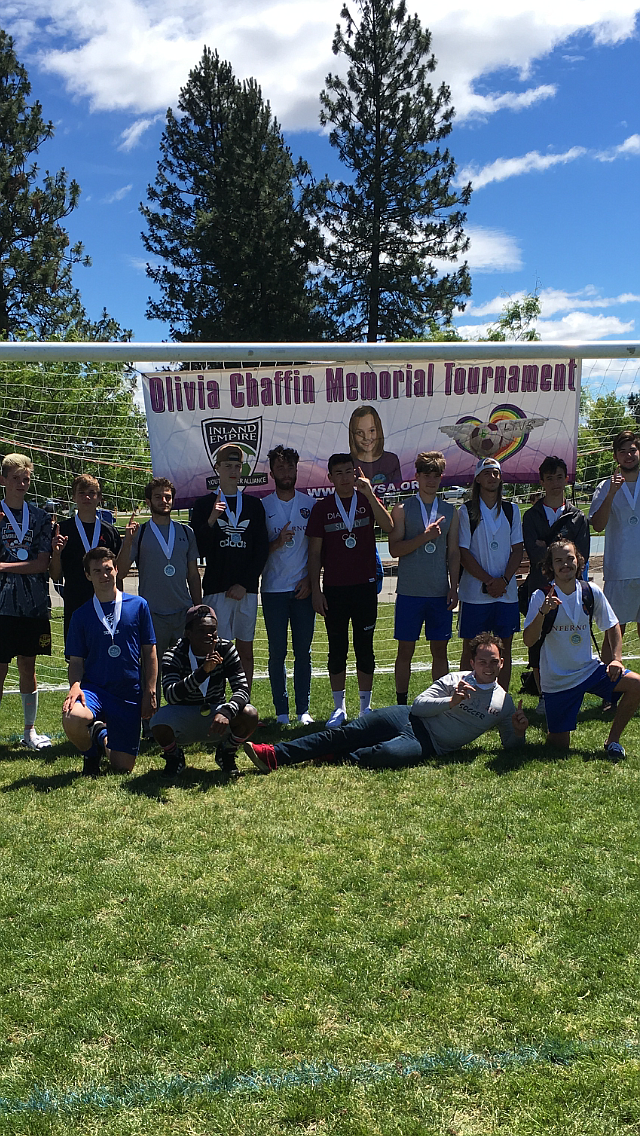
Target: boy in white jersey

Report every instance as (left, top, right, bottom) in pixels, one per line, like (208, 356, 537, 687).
(523, 539, 640, 756)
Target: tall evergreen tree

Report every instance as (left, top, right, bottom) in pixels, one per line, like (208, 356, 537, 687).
(319, 0, 472, 341)
(0, 30, 96, 339)
(141, 48, 328, 342)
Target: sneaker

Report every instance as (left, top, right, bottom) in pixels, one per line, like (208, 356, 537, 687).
(20, 731, 52, 751)
(535, 698, 546, 716)
(243, 741, 277, 773)
(215, 746, 240, 777)
(604, 741, 626, 759)
(82, 753, 101, 778)
(358, 705, 373, 717)
(162, 746, 186, 777)
(276, 713, 290, 725)
(297, 712, 314, 725)
(326, 707, 347, 728)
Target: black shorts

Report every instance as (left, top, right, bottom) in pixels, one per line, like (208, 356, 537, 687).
(0, 616, 52, 663)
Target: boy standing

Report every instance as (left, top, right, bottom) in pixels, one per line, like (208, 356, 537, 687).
(458, 457, 523, 691)
(306, 453, 393, 725)
(0, 453, 52, 749)
(390, 451, 460, 702)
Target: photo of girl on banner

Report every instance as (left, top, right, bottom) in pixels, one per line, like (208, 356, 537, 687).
(348, 405, 402, 493)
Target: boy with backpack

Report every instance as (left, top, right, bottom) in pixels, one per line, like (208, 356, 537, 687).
(523, 539, 640, 756)
(458, 457, 523, 690)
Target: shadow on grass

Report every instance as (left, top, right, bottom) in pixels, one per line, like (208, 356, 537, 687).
(0, 767, 81, 792)
(486, 739, 621, 774)
(0, 739, 74, 766)
(122, 762, 257, 799)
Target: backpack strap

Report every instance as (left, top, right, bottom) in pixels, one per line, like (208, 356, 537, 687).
(469, 498, 514, 536)
(533, 579, 599, 666)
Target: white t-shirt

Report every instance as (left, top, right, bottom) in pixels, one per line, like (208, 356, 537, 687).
(543, 503, 566, 526)
(458, 501, 523, 605)
(589, 477, 640, 582)
(524, 581, 618, 693)
(261, 490, 313, 593)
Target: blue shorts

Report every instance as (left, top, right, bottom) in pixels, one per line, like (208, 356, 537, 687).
(82, 686, 142, 757)
(394, 594, 452, 642)
(543, 663, 626, 735)
(458, 601, 520, 641)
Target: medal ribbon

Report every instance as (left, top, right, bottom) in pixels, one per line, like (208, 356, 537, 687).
(273, 494, 295, 541)
(149, 518, 175, 560)
(220, 489, 243, 530)
(479, 498, 503, 538)
(621, 475, 640, 512)
(417, 494, 439, 534)
(2, 501, 29, 548)
(74, 512, 101, 554)
(189, 647, 211, 699)
(93, 591, 123, 644)
(334, 491, 357, 534)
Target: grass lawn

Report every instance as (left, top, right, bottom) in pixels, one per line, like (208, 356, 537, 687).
(1, 635, 639, 1133)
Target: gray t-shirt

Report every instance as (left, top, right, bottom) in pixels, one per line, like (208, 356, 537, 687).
(589, 477, 640, 582)
(132, 520, 198, 615)
(396, 495, 454, 597)
(411, 671, 520, 755)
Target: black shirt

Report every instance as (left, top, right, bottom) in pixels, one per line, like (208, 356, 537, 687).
(58, 516, 122, 634)
(190, 492, 269, 595)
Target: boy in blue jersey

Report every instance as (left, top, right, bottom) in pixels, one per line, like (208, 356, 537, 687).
(63, 547, 158, 775)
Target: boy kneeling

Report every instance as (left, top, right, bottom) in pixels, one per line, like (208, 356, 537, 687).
(523, 539, 640, 755)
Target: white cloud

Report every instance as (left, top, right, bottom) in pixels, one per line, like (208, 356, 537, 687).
(596, 133, 640, 160)
(459, 131, 640, 190)
(438, 226, 523, 274)
(6, 0, 637, 131)
(467, 287, 640, 317)
(457, 311, 635, 341)
(119, 115, 163, 151)
(101, 183, 133, 203)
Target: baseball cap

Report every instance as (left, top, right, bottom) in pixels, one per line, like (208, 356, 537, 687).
(215, 444, 243, 464)
(474, 457, 502, 478)
(184, 604, 217, 628)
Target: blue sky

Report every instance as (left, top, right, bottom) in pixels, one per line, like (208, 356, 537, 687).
(5, 0, 640, 351)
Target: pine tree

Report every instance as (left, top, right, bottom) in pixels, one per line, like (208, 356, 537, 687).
(319, 0, 472, 342)
(141, 48, 328, 342)
(0, 30, 96, 339)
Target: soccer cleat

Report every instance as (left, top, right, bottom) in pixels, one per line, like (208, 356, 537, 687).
(604, 741, 626, 759)
(358, 706, 373, 717)
(162, 746, 186, 777)
(326, 707, 347, 728)
(82, 753, 101, 778)
(243, 741, 277, 773)
(276, 713, 290, 725)
(215, 746, 240, 777)
(297, 712, 314, 725)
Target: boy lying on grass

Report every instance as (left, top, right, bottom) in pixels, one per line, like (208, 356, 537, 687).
(523, 539, 640, 756)
(244, 632, 529, 773)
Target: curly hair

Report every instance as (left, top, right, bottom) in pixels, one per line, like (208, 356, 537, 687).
(541, 539, 585, 580)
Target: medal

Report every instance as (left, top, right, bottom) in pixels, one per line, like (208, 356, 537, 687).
(150, 519, 176, 574)
(334, 490, 358, 549)
(570, 633, 582, 645)
(417, 494, 440, 553)
(285, 537, 295, 548)
(490, 540, 499, 550)
(424, 542, 436, 554)
(164, 563, 176, 576)
(75, 512, 101, 553)
(480, 499, 504, 555)
(189, 646, 211, 701)
(94, 591, 123, 657)
(200, 706, 212, 716)
(629, 516, 638, 526)
(2, 501, 30, 559)
(620, 475, 640, 515)
(220, 489, 243, 545)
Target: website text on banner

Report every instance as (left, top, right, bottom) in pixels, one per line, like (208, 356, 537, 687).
(142, 359, 581, 505)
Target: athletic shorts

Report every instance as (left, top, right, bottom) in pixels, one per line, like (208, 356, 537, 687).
(458, 601, 520, 641)
(394, 594, 452, 642)
(543, 663, 626, 735)
(203, 591, 258, 642)
(82, 686, 142, 757)
(0, 616, 52, 663)
(603, 578, 640, 627)
(150, 703, 233, 746)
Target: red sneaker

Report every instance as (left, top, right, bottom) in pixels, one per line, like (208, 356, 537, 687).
(244, 741, 277, 773)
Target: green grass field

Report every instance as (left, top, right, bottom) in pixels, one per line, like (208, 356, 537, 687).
(1, 628, 639, 1134)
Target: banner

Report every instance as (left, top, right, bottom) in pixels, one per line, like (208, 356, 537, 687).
(142, 358, 581, 505)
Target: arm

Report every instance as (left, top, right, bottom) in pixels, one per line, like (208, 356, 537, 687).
(387, 502, 446, 558)
(308, 536, 327, 616)
(0, 550, 50, 576)
(63, 657, 86, 713)
(498, 698, 529, 748)
(590, 473, 624, 532)
(355, 471, 393, 533)
(140, 643, 158, 720)
(217, 643, 250, 721)
(49, 523, 68, 583)
(411, 675, 460, 717)
(187, 559, 203, 604)
(522, 506, 548, 567)
(116, 514, 139, 580)
(605, 623, 624, 680)
(446, 510, 460, 609)
(522, 591, 561, 647)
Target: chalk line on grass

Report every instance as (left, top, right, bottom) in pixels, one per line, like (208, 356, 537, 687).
(1, 1040, 638, 1117)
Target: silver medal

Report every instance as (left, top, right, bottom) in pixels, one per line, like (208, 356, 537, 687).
(285, 537, 295, 548)
(629, 515, 638, 526)
(108, 644, 121, 658)
(490, 540, 499, 551)
(570, 633, 582, 645)
(16, 548, 29, 560)
(345, 535, 357, 549)
(424, 542, 436, 554)
(164, 563, 176, 576)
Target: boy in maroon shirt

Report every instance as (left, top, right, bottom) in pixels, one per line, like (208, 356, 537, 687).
(306, 452, 393, 725)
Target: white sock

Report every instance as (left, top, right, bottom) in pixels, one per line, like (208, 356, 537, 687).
(359, 690, 372, 713)
(21, 691, 38, 734)
(332, 690, 346, 713)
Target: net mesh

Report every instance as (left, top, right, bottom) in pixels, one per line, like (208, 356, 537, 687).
(1, 354, 639, 695)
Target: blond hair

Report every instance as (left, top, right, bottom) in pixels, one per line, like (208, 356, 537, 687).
(1, 453, 33, 477)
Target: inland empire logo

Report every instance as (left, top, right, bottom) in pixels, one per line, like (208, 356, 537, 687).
(201, 418, 267, 489)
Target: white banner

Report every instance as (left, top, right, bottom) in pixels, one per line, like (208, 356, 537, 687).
(142, 358, 581, 504)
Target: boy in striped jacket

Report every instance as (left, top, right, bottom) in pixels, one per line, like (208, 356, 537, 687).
(150, 604, 257, 776)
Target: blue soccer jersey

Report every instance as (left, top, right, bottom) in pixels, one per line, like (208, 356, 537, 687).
(66, 592, 156, 700)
